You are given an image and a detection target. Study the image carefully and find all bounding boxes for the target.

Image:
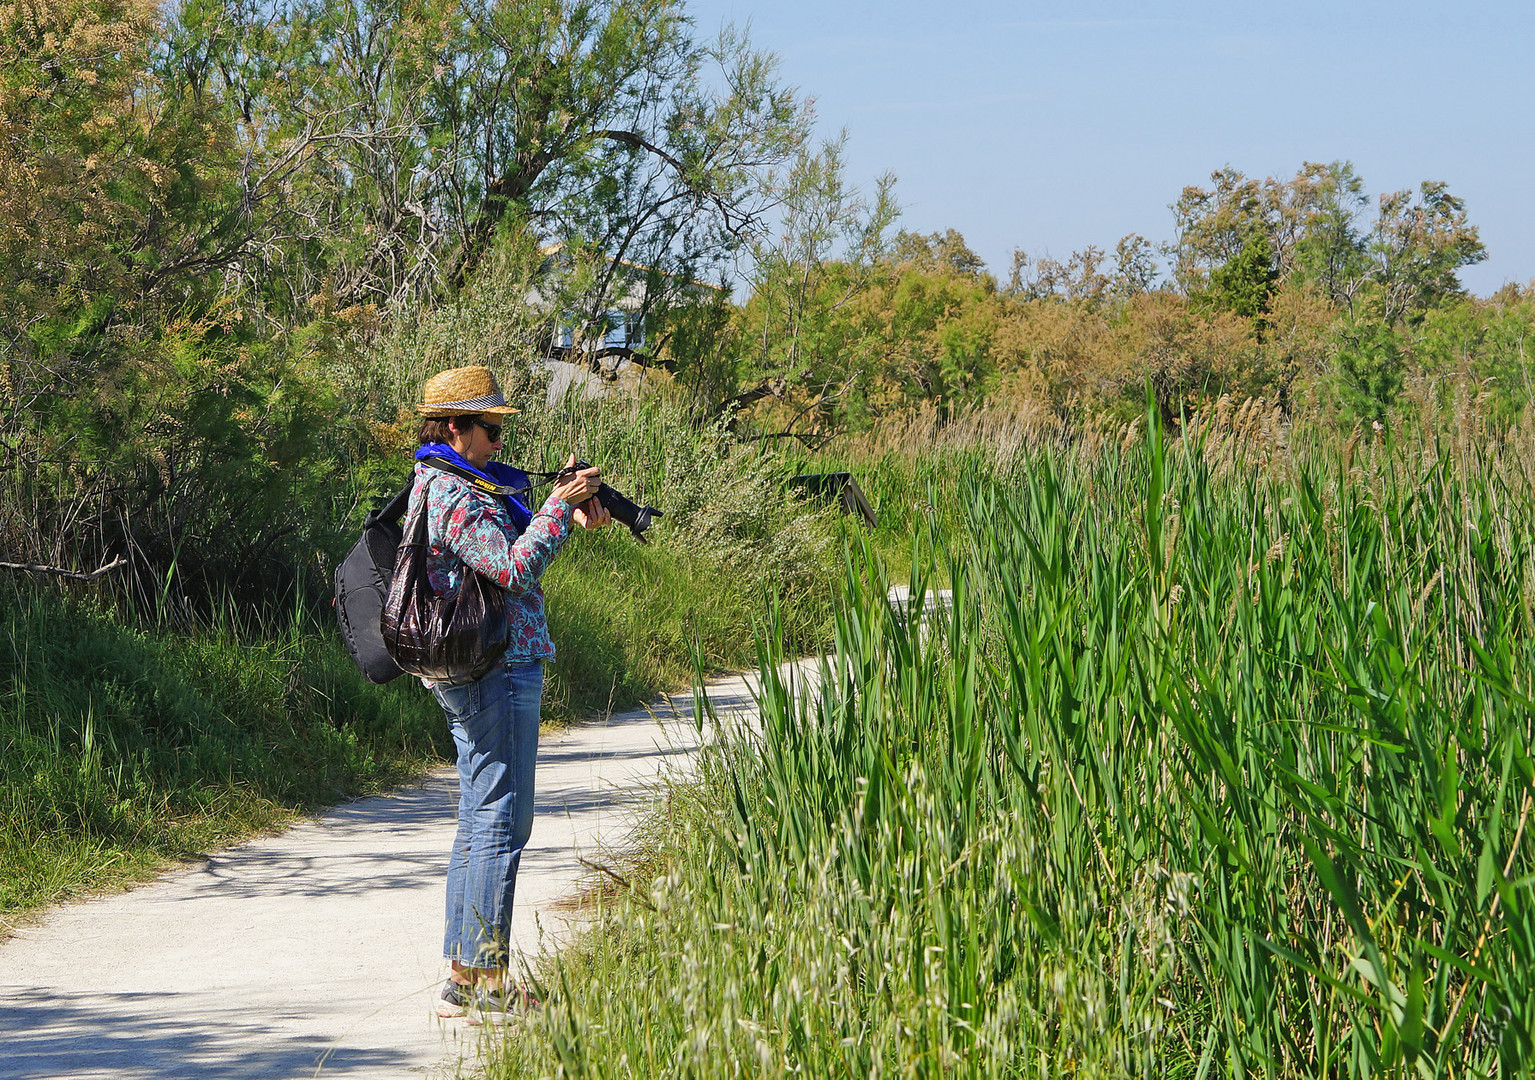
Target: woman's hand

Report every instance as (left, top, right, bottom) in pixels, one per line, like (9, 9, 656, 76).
(574, 497, 612, 530)
(551, 455, 602, 509)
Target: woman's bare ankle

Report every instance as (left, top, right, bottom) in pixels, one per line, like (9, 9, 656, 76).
(450, 961, 504, 988)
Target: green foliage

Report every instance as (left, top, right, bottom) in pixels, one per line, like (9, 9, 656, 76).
(716, 160, 1495, 435)
(1171, 160, 1368, 296)
(0, 584, 447, 915)
(337, 229, 557, 426)
(2, 305, 354, 612)
(0, 0, 1506, 626)
(733, 135, 898, 432)
(737, 199, 1006, 429)
(1372, 181, 1488, 323)
(1170, 161, 1484, 331)
(885, 264, 1000, 412)
(1208, 231, 1280, 321)
(1007, 232, 1159, 304)
(1414, 295, 1535, 424)
(891, 227, 988, 276)
(1288, 163, 1371, 303)
(153, 0, 810, 314)
(1335, 315, 1407, 422)
(496, 412, 1535, 1078)
(0, 0, 219, 328)
(649, 285, 740, 419)
(540, 494, 831, 724)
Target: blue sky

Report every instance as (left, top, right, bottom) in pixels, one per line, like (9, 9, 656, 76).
(687, 0, 1533, 295)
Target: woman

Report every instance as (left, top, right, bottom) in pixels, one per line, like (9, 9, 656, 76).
(408, 365, 608, 1023)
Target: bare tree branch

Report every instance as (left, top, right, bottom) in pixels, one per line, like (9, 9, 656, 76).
(710, 373, 800, 423)
(0, 556, 126, 580)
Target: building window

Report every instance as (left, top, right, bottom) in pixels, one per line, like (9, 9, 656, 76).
(554, 310, 644, 351)
(603, 311, 625, 348)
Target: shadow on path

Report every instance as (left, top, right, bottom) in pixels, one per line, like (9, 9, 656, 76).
(0, 989, 453, 1080)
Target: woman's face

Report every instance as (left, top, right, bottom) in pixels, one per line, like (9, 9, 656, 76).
(451, 415, 504, 470)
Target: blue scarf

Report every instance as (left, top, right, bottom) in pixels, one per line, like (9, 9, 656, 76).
(416, 442, 534, 534)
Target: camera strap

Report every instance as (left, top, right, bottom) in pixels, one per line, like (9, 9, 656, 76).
(420, 455, 535, 498)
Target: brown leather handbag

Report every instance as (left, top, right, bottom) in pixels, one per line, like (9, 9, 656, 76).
(380, 489, 508, 683)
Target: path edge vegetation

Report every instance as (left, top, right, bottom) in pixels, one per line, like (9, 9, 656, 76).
(490, 398, 1535, 1079)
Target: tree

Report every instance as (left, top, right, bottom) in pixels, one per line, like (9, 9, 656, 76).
(1334, 318, 1405, 422)
(1005, 234, 1156, 305)
(1207, 232, 1279, 322)
(0, 0, 373, 602)
(1170, 166, 1271, 290)
(883, 268, 999, 415)
(1113, 234, 1160, 295)
(1170, 161, 1367, 295)
(160, 0, 811, 319)
(733, 135, 898, 438)
(649, 284, 740, 420)
(0, 0, 158, 345)
(1365, 181, 1485, 323)
(0, 0, 259, 415)
(891, 229, 986, 277)
(1171, 162, 1485, 326)
(540, 21, 810, 375)
(1287, 163, 1369, 303)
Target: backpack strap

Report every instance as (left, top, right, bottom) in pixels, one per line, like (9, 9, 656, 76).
(366, 481, 414, 529)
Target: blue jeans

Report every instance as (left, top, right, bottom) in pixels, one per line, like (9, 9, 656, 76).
(433, 660, 543, 968)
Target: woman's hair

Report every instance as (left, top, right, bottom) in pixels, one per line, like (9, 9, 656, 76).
(417, 415, 472, 445)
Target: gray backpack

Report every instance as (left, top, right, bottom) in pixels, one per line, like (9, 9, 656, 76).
(334, 481, 412, 684)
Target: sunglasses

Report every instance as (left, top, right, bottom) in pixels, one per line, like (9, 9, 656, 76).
(467, 417, 503, 443)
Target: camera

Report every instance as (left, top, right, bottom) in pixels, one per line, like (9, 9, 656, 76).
(561, 460, 662, 543)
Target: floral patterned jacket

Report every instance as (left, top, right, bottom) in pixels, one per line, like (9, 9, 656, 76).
(408, 460, 574, 678)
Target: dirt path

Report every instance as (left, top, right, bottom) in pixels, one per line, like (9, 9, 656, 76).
(0, 670, 767, 1080)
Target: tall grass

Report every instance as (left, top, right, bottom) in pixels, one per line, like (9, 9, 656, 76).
(493, 395, 839, 721)
(493, 404, 1535, 1078)
(0, 585, 447, 919)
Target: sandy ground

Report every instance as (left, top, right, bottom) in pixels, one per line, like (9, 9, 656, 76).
(0, 669, 771, 1080)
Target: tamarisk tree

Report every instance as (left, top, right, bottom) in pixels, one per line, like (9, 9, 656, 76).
(160, 0, 810, 322)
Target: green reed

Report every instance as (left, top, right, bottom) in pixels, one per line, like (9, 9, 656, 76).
(494, 410, 1535, 1079)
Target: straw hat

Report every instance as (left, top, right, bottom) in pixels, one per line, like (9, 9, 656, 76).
(416, 365, 520, 418)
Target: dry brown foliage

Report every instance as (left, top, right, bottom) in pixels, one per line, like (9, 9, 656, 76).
(992, 272, 1336, 421)
(837, 391, 1067, 469)
(0, 0, 168, 335)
